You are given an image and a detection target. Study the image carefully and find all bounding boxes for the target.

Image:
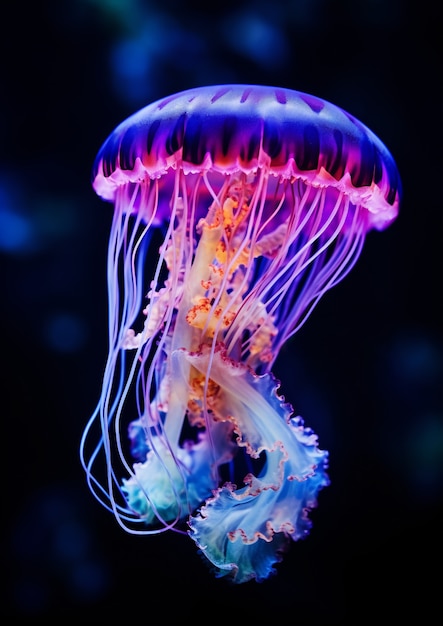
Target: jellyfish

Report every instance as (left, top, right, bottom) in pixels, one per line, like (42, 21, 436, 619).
(80, 84, 400, 583)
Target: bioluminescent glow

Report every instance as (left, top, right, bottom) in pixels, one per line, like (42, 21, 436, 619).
(80, 84, 400, 582)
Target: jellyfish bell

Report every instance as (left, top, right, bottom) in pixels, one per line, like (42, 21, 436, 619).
(81, 84, 400, 582)
(93, 85, 399, 218)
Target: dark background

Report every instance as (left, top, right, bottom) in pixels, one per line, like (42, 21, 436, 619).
(2, 1, 442, 623)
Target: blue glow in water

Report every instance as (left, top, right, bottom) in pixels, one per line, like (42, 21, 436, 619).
(70, 561, 109, 600)
(404, 412, 443, 501)
(0, 205, 36, 253)
(222, 11, 290, 69)
(44, 313, 88, 352)
(110, 32, 157, 105)
(0, 179, 79, 256)
(393, 335, 441, 384)
(54, 521, 90, 560)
